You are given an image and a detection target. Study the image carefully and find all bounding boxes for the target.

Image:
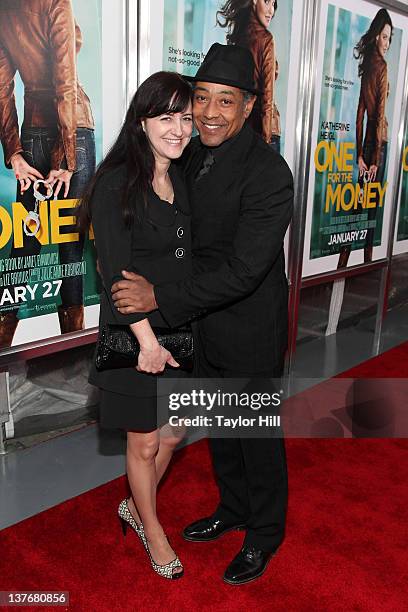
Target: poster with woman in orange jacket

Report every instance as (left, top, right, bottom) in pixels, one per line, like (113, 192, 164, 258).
(0, 0, 102, 350)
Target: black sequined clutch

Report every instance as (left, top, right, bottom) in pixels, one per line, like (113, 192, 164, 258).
(95, 324, 194, 371)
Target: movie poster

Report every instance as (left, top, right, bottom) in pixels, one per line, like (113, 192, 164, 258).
(302, 0, 408, 277)
(394, 122, 408, 254)
(0, 0, 110, 351)
(140, 0, 303, 171)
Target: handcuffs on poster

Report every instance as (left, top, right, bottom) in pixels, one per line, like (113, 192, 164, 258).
(23, 179, 54, 237)
(357, 169, 375, 205)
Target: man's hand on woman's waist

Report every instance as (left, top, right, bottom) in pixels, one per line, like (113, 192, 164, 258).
(111, 270, 158, 314)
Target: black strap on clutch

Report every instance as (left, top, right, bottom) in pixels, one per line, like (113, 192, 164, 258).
(95, 324, 194, 372)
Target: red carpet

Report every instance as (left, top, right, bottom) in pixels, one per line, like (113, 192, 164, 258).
(1, 342, 407, 611)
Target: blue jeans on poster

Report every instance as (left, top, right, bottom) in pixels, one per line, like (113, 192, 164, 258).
(269, 135, 281, 155)
(359, 141, 387, 248)
(7, 127, 96, 308)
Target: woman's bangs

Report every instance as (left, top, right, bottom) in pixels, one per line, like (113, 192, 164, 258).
(166, 84, 192, 114)
(147, 83, 191, 118)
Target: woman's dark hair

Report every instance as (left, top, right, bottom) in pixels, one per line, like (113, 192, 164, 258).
(217, 0, 277, 44)
(77, 71, 192, 231)
(354, 8, 393, 77)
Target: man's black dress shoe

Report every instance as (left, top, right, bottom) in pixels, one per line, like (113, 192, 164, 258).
(182, 516, 245, 542)
(223, 545, 275, 585)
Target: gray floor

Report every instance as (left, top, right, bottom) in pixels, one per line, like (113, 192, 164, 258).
(0, 424, 126, 529)
(293, 302, 408, 378)
(1, 303, 407, 531)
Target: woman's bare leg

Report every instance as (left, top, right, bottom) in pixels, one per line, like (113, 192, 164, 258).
(155, 423, 185, 482)
(126, 429, 159, 525)
(126, 424, 184, 521)
(126, 429, 183, 573)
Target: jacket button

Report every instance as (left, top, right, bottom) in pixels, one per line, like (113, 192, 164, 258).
(177, 227, 184, 238)
(175, 247, 185, 258)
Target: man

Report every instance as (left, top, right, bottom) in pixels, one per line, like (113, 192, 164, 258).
(112, 44, 293, 585)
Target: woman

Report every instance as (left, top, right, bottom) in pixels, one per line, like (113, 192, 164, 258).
(338, 8, 393, 267)
(78, 72, 193, 579)
(217, 0, 281, 152)
(0, 0, 96, 347)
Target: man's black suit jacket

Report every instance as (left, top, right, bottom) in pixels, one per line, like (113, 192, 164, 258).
(155, 123, 294, 373)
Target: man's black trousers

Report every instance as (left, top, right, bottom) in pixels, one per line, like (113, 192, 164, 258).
(194, 328, 288, 552)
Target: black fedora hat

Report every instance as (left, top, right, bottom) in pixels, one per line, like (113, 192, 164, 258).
(186, 43, 261, 96)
